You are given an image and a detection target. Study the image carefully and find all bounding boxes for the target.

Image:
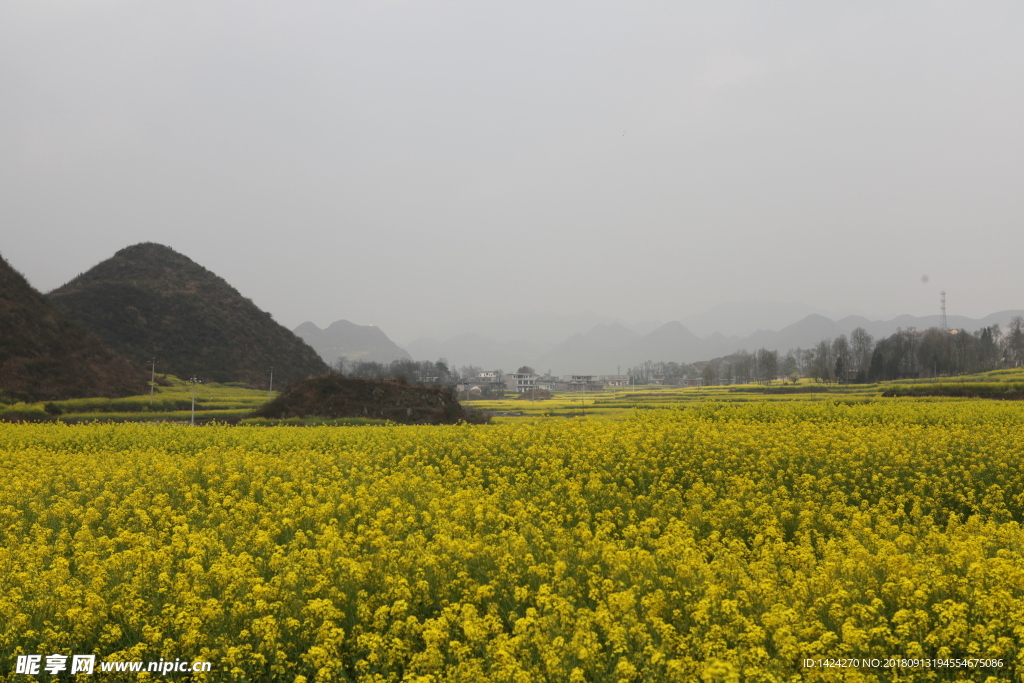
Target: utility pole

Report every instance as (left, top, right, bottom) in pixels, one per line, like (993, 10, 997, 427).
(188, 375, 201, 425)
(940, 291, 948, 331)
(268, 367, 274, 401)
(149, 360, 158, 406)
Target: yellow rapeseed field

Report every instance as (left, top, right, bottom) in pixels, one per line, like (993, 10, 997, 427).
(2, 401, 1023, 681)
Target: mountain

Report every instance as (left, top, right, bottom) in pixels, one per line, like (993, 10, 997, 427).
(536, 321, 715, 374)
(681, 300, 840, 337)
(400, 313, 665, 372)
(294, 320, 411, 366)
(405, 333, 550, 371)
(48, 243, 328, 386)
(623, 321, 713, 366)
(405, 310, 642, 348)
(407, 307, 1024, 375)
(834, 311, 1024, 341)
(514, 310, 1022, 374)
(585, 322, 644, 348)
(536, 323, 641, 374)
(744, 314, 848, 353)
(1, 252, 146, 401)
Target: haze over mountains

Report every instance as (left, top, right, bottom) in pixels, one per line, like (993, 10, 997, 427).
(294, 320, 411, 367)
(678, 301, 861, 338)
(5, 240, 1020, 390)
(390, 306, 1024, 375)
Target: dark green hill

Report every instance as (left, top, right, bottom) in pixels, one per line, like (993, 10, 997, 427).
(0, 253, 147, 401)
(48, 243, 329, 386)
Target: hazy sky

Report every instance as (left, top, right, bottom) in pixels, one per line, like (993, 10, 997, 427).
(3, 1, 1022, 343)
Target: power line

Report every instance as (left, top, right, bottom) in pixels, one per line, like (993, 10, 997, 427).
(149, 360, 158, 405)
(188, 375, 201, 426)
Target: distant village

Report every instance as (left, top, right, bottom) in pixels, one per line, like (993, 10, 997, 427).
(457, 369, 696, 398)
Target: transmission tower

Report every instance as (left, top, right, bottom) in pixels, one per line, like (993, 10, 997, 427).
(940, 291, 947, 331)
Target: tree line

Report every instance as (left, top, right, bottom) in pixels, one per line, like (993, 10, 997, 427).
(333, 358, 462, 385)
(630, 317, 1024, 385)
(336, 318, 1024, 390)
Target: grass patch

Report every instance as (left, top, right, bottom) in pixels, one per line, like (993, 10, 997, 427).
(882, 382, 1024, 399)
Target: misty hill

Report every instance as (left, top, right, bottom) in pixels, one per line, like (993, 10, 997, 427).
(681, 300, 840, 338)
(1, 253, 146, 401)
(534, 323, 641, 374)
(833, 311, 1024, 340)
(406, 333, 550, 371)
(414, 308, 1024, 375)
(402, 311, 674, 371)
(626, 321, 713, 365)
(48, 243, 328, 386)
(408, 310, 633, 348)
(602, 311, 1023, 371)
(294, 320, 411, 365)
(743, 314, 848, 354)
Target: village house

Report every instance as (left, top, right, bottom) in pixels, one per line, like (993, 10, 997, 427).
(507, 371, 538, 393)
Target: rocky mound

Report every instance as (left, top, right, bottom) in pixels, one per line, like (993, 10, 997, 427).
(0, 253, 147, 401)
(49, 243, 329, 386)
(250, 373, 486, 425)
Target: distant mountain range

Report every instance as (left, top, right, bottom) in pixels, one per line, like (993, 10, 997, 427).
(294, 320, 411, 366)
(401, 309, 1024, 374)
(406, 333, 550, 371)
(679, 300, 854, 337)
(404, 310, 657, 348)
(14, 241, 1017, 388)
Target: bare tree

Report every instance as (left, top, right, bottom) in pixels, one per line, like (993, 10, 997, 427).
(701, 360, 719, 386)
(813, 339, 833, 383)
(832, 335, 851, 384)
(1008, 316, 1024, 367)
(754, 348, 778, 385)
(781, 351, 799, 383)
(917, 328, 953, 377)
(849, 327, 874, 380)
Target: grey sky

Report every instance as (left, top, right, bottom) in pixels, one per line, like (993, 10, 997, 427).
(2, 1, 1022, 344)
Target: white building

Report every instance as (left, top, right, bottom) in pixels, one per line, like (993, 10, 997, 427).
(507, 372, 538, 393)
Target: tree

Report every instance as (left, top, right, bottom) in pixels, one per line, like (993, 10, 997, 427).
(781, 351, 799, 383)
(849, 327, 873, 382)
(346, 359, 460, 386)
(917, 328, 952, 377)
(701, 360, 718, 387)
(732, 351, 752, 384)
(831, 335, 851, 383)
(813, 339, 833, 383)
(457, 365, 484, 382)
(868, 329, 914, 381)
(1008, 316, 1024, 367)
(975, 326, 1000, 371)
(754, 348, 778, 385)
